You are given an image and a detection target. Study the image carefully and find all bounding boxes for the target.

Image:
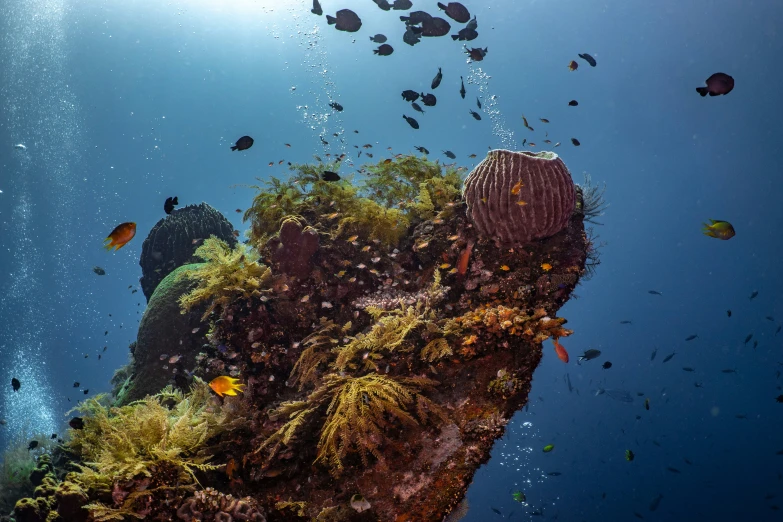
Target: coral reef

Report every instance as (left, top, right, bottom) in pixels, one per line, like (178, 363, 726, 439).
(176, 488, 265, 521)
(462, 149, 576, 245)
(139, 203, 237, 301)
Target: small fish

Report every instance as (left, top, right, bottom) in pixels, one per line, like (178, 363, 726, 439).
(438, 1, 471, 23)
(92, 266, 106, 275)
(578, 349, 601, 362)
(620, 320, 632, 325)
(28, 441, 38, 451)
(685, 334, 698, 341)
(431, 67, 443, 89)
(469, 110, 481, 120)
(650, 347, 658, 361)
(648, 290, 663, 295)
(634, 513, 644, 520)
(476, 97, 481, 109)
(602, 361, 612, 369)
(401, 90, 419, 102)
(104, 222, 137, 251)
(567, 60, 578, 71)
(542, 444, 554, 452)
(402, 115, 419, 129)
(547, 471, 562, 476)
(322, 171, 341, 182)
(571, 137, 581, 146)
(511, 180, 524, 195)
(777, 325, 782, 335)
(443, 150, 456, 159)
(776, 395, 783, 403)
(209, 376, 245, 397)
(696, 72, 734, 97)
(420, 93, 437, 107)
(682, 367, 695, 372)
(83, 389, 89, 395)
(662, 352, 676, 363)
(749, 290, 759, 300)
(310, 0, 322, 16)
(457, 240, 474, 275)
(539, 118, 550, 123)
(164, 196, 178, 215)
(644, 398, 650, 410)
(512, 490, 526, 502)
(415, 146, 429, 154)
(578, 53, 597, 66)
(500, 265, 510, 271)
(13, 143, 27, 150)
(411, 102, 425, 113)
(568, 100, 578, 106)
(667, 467, 681, 474)
(329, 102, 344, 112)
(649, 493, 664, 512)
(11, 378, 21, 391)
(491, 507, 502, 515)
(465, 47, 488, 62)
(625, 449, 635, 461)
(230, 136, 253, 151)
(735, 414, 748, 419)
(541, 262, 552, 271)
(326, 9, 362, 32)
(460, 76, 466, 99)
(702, 219, 735, 240)
(553, 338, 569, 363)
(721, 368, 737, 374)
(744, 334, 753, 344)
(51, 433, 57, 439)
(69, 417, 85, 430)
(369, 34, 387, 43)
(727, 309, 732, 317)
(373, 44, 394, 56)
(766, 316, 775, 322)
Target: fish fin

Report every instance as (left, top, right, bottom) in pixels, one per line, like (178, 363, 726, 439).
(437, 2, 447, 9)
(452, 34, 459, 40)
(708, 91, 719, 96)
(696, 87, 708, 96)
(326, 15, 336, 24)
(224, 389, 237, 396)
(373, 50, 379, 54)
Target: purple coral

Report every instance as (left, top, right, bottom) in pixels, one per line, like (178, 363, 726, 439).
(269, 218, 319, 279)
(463, 149, 576, 245)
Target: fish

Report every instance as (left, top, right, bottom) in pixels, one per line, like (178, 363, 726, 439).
(465, 47, 488, 62)
(164, 196, 179, 215)
(51, 433, 57, 439)
(553, 338, 569, 363)
(208, 376, 246, 397)
(721, 368, 737, 374)
(451, 26, 478, 41)
(373, 44, 394, 56)
(776, 395, 783, 403)
(744, 334, 753, 344)
(542, 444, 554, 452)
(571, 137, 581, 146)
(749, 290, 759, 300)
(634, 513, 644, 519)
(457, 240, 474, 275)
(648, 290, 663, 295)
(547, 471, 562, 476)
(568, 60, 579, 71)
(392, 0, 412, 9)
(431, 67, 443, 89)
(402, 115, 419, 129)
(727, 309, 732, 317)
(735, 414, 747, 419)
(644, 398, 650, 410)
(625, 449, 635, 461)
(420, 16, 451, 37)
(11, 378, 20, 391)
(69, 417, 84, 430)
(476, 97, 481, 109)
(469, 110, 481, 120)
(443, 150, 456, 159)
(702, 219, 735, 240)
(92, 266, 106, 275)
(540, 262, 551, 270)
(578, 349, 601, 362)
(650, 347, 658, 361)
(491, 507, 502, 515)
(460, 76, 466, 99)
(104, 222, 137, 251)
(411, 102, 425, 113)
(14, 143, 27, 150)
(437, 1, 470, 23)
(578, 53, 597, 66)
(767, 316, 775, 321)
(649, 493, 664, 512)
(568, 100, 578, 106)
(28, 441, 38, 451)
(414, 146, 429, 154)
(310, 0, 322, 16)
(83, 389, 89, 395)
(420, 93, 437, 106)
(682, 367, 695, 372)
(326, 9, 362, 32)
(401, 90, 419, 102)
(402, 26, 422, 46)
(684, 458, 694, 465)
(369, 34, 387, 43)
(230, 136, 253, 151)
(662, 352, 676, 362)
(329, 101, 344, 111)
(602, 361, 612, 369)
(685, 334, 698, 341)
(777, 325, 782, 335)
(667, 467, 681, 474)
(696, 72, 734, 96)
(620, 320, 632, 325)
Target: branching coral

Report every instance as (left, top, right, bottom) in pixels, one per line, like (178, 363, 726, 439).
(576, 172, 609, 225)
(176, 236, 273, 321)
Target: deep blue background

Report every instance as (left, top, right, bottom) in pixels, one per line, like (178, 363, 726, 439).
(1, 0, 781, 520)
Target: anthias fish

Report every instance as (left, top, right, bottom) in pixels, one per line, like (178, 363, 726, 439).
(104, 222, 137, 251)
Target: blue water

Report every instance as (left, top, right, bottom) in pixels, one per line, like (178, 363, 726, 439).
(1, 0, 781, 520)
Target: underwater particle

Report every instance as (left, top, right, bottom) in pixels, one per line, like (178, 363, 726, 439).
(571, 138, 581, 146)
(11, 377, 20, 391)
(311, 0, 322, 15)
(602, 361, 612, 369)
(469, 109, 482, 120)
(104, 222, 137, 251)
(370, 33, 387, 43)
(541, 262, 552, 271)
(702, 219, 735, 240)
(568, 100, 578, 106)
(420, 93, 437, 106)
(329, 101, 344, 111)
(696, 72, 734, 97)
(465, 46, 488, 62)
(402, 90, 419, 101)
(14, 143, 27, 150)
(326, 9, 362, 31)
(460, 76, 466, 98)
(322, 171, 341, 181)
(625, 449, 635, 461)
(231, 135, 254, 151)
(512, 491, 526, 503)
(578, 349, 601, 362)
(431, 67, 443, 89)
(27, 440, 38, 451)
(578, 53, 597, 66)
(69, 417, 84, 429)
(374, 44, 394, 56)
(402, 115, 419, 129)
(543, 444, 554, 452)
(92, 266, 106, 275)
(437, 1, 470, 22)
(553, 339, 569, 363)
(568, 60, 579, 71)
(351, 494, 371, 513)
(164, 196, 179, 214)
(208, 375, 245, 397)
(645, 398, 650, 410)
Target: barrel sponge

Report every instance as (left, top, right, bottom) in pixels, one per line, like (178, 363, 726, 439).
(462, 150, 576, 245)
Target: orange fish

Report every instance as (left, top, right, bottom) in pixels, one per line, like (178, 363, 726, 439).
(225, 458, 237, 480)
(511, 180, 524, 195)
(208, 376, 245, 397)
(553, 338, 569, 363)
(104, 222, 136, 251)
(568, 60, 578, 71)
(457, 240, 475, 276)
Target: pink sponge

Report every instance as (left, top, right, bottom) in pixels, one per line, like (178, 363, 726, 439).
(463, 150, 576, 245)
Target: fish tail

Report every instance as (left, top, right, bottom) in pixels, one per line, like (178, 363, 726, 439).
(451, 34, 459, 40)
(696, 87, 708, 97)
(326, 15, 336, 24)
(230, 145, 238, 151)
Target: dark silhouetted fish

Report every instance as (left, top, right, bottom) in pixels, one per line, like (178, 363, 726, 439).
(744, 333, 753, 344)
(73, 382, 80, 387)
(402, 115, 419, 129)
(415, 146, 429, 154)
(372, 0, 392, 11)
(682, 367, 695, 372)
(420, 93, 437, 106)
(231, 136, 253, 151)
(403, 26, 422, 46)
(322, 171, 340, 182)
(374, 44, 394, 56)
(451, 27, 478, 41)
(648, 290, 662, 295)
(311, 0, 322, 16)
(443, 150, 456, 159)
(662, 352, 676, 363)
(460, 76, 466, 98)
(571, 137, 581, 146)
(578, 349, 601, 362)
(578, 53, 597, 66)
(422, 17, 451, 37)
(476, 97, 481, 109)
(92, 266, 106, 275)
(649, 493, 663, 512)
(431, 67, 442, 89)
(749, 290, 758, 300)
(465, 47, 488, 62)
(469, 110, 481, 120)
(401, 90, 419, 102)
(620, 320, 632, 324)
(568, 100, 578, 106)
(437, 2, 470, 23)
(11, 378, 20, 391)
(602, 361, 612, 369)
(650, 347, 657, 361)
(696, 73, 734, 97)
(411, 102, 425, 113)
(164, 196, 178, 214)
(28, 440, 38, 451)
(685, 334, 698, 341)
(69, 417, 85, 430)
(369, 34, 387, 43)
(727, 309, 732, 317)
(392, 0, 412, 9)
(326, 9, 362, 32)
(329, 101, 344, 111)
(400, 10, 432, 25)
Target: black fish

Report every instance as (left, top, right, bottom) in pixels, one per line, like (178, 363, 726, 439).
(230, 136, 253, 151)
(476, 97, 481, 109)
(322, 171, 341, 182)
(744, 334, 753, 344)
(310, 0, 322, 16)
(568, 100, 578, 106)
(411, 102, 425, 113)
(103, 346, 107, 352)
(662, 352, 676, 363)
(11, 378, 20, 391)
(73, 382, 80, 387)
(443, 150, 456, 159)
(777, 395, 783, 403)
(451, 27, 478, 41)
(682, 367, 695, 372)
(620, 320, 632, 324)
(469, 110, 481, 120)
(602, 361, 612, 369)
(650, 347, 657, 361)
(465, 47, 488, 62)
(28, 441, 38, 451)
(369, 34, 387, 43)
(69, 417, 85, 430)
(548, 471, 562, 476)
(721, 368, 737, 374)
(578, 53, 597, 66)
(373, 44, 394, 56)
(667, 467, 681, 474)
(431, 67, 443, 89)
(490, 507, 502, 515)
(753, 340, 758, 350)
(51, 433, 57, 439)
(649, 493, 663, 512)
(83, 389, 89, 395)
(401, 90, 419, 102)
(684, 458, 694, 465)
(644, 398, 650, 410)
(571, 137, 581, 146)
(400, 11, 432, 25)
(777, 325, 782, 335)
(420, 93, 437, 106)
(578, 349, 601, 362)
(164, 196, 178, 215)
(685, 334, 698, 341)
(634, 513, 644, 520)
(392, 0, 412, 9)
(648, 290, 662, 295)
(326, 9, 362, 32)
(749, 290, 759, 300)
(696, 72, 734, 97)
(372, 0, 392, 11)
(329, 101, 344, 111)
(415, 146, 429, 154)
(92, 266, 106, 275)
(437, 1, 470, 23)
(421, 17, 451, 37)
(460, 76, 466, 99)
(727, 309, 732, 317)
(403, 26, 422, 46)
(402, 115, 419, 129)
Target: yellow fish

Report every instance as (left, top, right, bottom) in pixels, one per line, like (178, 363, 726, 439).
(104, 222, 136, 251)
(347, 235, 359, 242)
(209, 376, 245, 397)
(511, 180, 524, 195)
(500, 265, 510, 271)
(440, 263, 451, 269)
(541, 263, 553, 271)
(702, 219, 735, 240)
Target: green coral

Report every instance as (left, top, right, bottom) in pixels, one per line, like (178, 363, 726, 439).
(176, 236, 273, 321)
